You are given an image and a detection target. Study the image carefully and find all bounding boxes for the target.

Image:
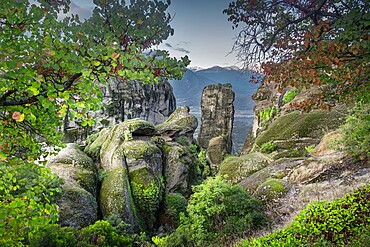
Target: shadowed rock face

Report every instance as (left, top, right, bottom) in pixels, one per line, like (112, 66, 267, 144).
(47, 143, 98, 228)
(63, 78, 176, 144)
(198, 84, 235, 152)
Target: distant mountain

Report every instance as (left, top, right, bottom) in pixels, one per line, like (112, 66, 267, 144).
(170, 66, 261, 110)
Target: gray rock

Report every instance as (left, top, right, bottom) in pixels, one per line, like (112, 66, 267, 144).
(47, 143, 98, 228)
(155, 106, 198, 142)
(163, 144, 191, 194)
(198, 84, 234, 152)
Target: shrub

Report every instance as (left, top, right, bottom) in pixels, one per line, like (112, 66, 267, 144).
(260, 142, 277, 154)
(241, 185, 370, 246)
(340, 102, 370, 158)
(78, 220, 133, 247)
(165, 193, 188, 223)
(158, 176, 266, 246)
(282, 89, 299, 104)
(0, 160, 62, 245)
(29, 224, 77, 247)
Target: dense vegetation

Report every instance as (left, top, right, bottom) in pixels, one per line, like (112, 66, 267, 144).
(0, 0, 188, 245)
(0, 0, 369, 246)
(241, 185, 370, 246)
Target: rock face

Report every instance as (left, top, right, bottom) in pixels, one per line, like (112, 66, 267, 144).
(198, 84, 235, 152)
(82, 109, 199, 232)
(63, 78, 176, 144)
(46, 143, 98, 228)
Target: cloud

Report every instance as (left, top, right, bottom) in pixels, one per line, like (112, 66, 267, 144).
(165, 42, 191, 54)
(58, 2, 93, 21)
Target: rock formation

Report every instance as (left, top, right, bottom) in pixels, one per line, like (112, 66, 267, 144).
(63, 78, 176, 144)
(46, 143, 98, 228)
(219, 81, 370, 231)
(80, 108, 199, 231)
(198, 84, 235, 152)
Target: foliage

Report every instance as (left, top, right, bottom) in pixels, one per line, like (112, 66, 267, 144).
(305, 145, 316, 154)
(78, 220, 133, 247)
(157, 176, 266, 247)
(175, 136, 190, 146)
(29, 224, 77, 247)
(282, 89, 299, 104)
(260, 142, 277, 154)
(241, 185, 370, 246)
(340, 102, 370, 158)
(259, 106, 278, 125)
(0, 0, 189, 161)
(0, 160, 62, 245)
(225, 0, 370, 110)
(164, 193, 188, 223)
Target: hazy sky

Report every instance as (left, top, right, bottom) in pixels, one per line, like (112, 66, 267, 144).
(71, 0, 239, 68)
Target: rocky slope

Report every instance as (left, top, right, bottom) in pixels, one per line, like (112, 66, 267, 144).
(220, 82, 370, 231)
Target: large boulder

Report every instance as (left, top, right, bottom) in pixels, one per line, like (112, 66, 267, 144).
(155, 106, 198, 142)
(93, 119, 164, 230)
(163, 144, 192, 194)
(219, 152, 271, 184)
(253, 110, 345, 159)
(206, 135, 229, 170)
(100, 168, 141, 232)
(47, 143, 98, 228)
(198, 84, 235, 152)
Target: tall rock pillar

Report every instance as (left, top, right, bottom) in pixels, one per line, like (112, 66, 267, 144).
(198, 83, 235, 154)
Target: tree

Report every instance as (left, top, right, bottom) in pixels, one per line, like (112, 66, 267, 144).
(0, 0, 189, 244)
(0, 0, 189, 161)
(224, 0, 369, 109)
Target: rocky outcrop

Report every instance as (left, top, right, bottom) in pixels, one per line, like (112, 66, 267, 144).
(63, 78, 176, 144)
(155, 106, 198, 143)
(46, 143, 98, 228)
(81, 109, 200, 232)
(198, 84, 235, 152)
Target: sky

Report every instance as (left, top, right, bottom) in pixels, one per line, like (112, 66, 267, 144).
(70, 0, 240, 69)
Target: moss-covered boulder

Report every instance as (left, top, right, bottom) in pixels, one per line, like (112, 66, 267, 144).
(155, 106, 198, 142)
(129, 167, 164, 228)
(206, 135, 229, 170)
(100, 168, 141, 232)
(254, 178, 289, 200)
(254, 110, 345, 159)
(219, 152, 271, 184)
(56, 185, 98, 228)
(163, 144, 191, 194)
(47, 143, 98, 228)
(84, 128, 110, 162)
(99, 119, 155, 171)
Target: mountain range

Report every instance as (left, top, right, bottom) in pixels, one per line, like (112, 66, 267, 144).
(169, 66, 261, 110)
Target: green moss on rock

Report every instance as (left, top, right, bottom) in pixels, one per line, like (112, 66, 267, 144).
(254, 178, 288, 200)
(219, 152, 271, 184)
(129, 168, 164, 227)
(100, 168, 142, 232)
(85, 128, 110, 161)
(255, 110, 345, 159)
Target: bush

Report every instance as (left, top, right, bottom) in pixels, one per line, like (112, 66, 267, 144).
(78, 220, 133, 247)
(29, 224, 77, 247)
(282, 89, 299, 104)
(241, 185, 370, 246)
(0, 160, 62, 245)
(341, 102, 370, 158)
(165, 193, 188, 223)
(158, 176, 266, 246)
(260, 142, 277, 154)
